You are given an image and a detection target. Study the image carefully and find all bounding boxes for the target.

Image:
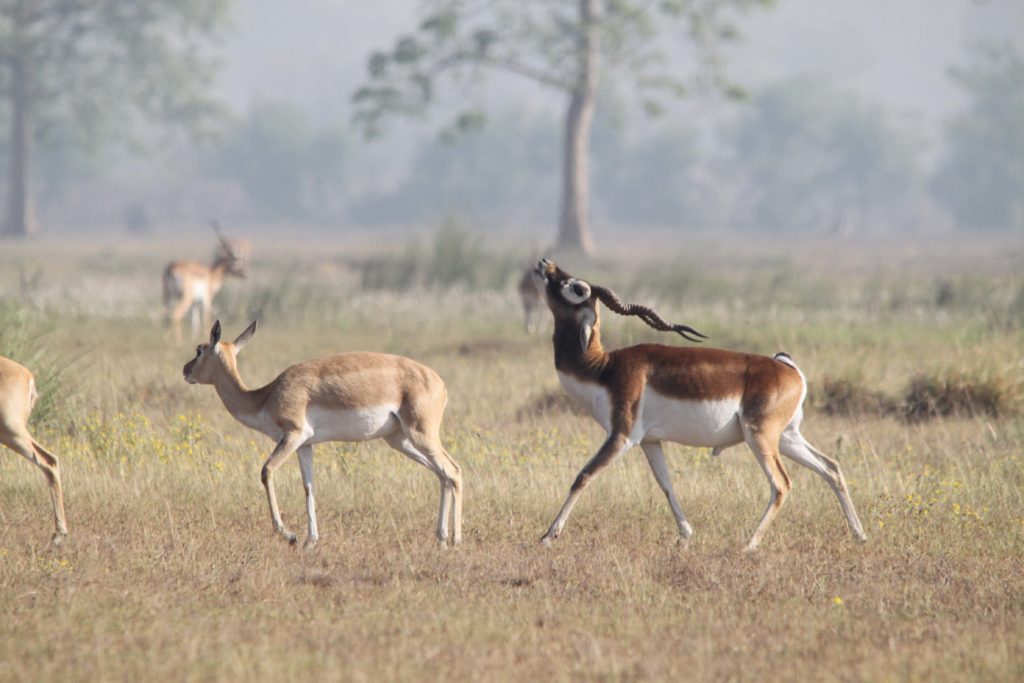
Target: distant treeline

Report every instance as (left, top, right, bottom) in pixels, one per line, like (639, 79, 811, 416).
(16, 48, 1024, 235)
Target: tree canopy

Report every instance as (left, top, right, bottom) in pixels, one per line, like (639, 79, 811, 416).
(933, 45, 1024, 231)
(1, 0, 230, 236)
(353, 0, 771, 252)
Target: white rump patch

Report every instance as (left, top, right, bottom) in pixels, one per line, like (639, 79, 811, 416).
(191, 280, 211, 303)
(773, 352, 798, 369)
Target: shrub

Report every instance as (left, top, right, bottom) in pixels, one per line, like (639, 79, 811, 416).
(815, 377, 897, 418)
(902, 371, 1021, 422)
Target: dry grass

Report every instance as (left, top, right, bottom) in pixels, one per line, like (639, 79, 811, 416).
(0, 234, 1022, 682)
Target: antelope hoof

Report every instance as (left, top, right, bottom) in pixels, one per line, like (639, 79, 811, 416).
(51, 532, 66, 546)
(540, 533, 556, 546)
(304, 537, 318, 551)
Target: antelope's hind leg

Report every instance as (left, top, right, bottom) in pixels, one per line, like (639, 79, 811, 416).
(1, 431, 67, 544)
(297, 445, 319, 549)
(779, 429, 867, 542)
(384, 430, 463, 547)
(742, 424, 792, 551)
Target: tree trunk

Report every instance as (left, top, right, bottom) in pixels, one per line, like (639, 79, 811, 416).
(3, 55, 39, 238)
(556, 0, 599, 255)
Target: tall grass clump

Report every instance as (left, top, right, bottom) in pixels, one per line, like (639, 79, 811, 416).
(357, 217, 521, 292)
(0, 302, 80, 428)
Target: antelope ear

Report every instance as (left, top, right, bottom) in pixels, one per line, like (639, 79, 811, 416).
(233, 320, 258, 352)
(579, 308, 596, 353)
(562, 278, 592, 305)
(210, 320, 222, 345)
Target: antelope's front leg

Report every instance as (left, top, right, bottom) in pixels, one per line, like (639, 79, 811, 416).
(541, 432, 632, 544)
(297, 445, 319, 549)
(261, 432, 306, 544)
(640, 441, 694, 544)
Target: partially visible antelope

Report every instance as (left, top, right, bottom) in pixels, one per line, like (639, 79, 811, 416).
(518, 267, 545, 334)
(163, 224, 247, 344)
(0, 356, 67, 545)
(532, 259, 866, 550)
(182, 321, 462, 548)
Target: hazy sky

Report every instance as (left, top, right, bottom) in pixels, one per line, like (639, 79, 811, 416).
(217, 0, 1024, 136)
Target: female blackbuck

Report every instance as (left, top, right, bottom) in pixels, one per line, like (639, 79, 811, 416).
(532, 259, 866, 550)
(163, 226, 247, 344)
(518, 267, 545, 334)
(0, 356, 67, 544)
(183, 321, 462, 548)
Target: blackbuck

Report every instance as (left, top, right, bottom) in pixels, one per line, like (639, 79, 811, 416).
(162, 225, 247, 344)
(518, 267, 545, 334)
(183, 321, 463, 548)
(0, 356, 67, 544)
(532, 259, 866, 550)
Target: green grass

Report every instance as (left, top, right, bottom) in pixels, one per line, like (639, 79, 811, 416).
(0, 232, 1022, 682)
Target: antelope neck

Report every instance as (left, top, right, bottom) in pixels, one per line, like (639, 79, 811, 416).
(552, 317, 609, 382)
(211, 360, 265, 418)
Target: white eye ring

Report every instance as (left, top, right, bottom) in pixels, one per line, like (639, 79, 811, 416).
(561, 279, 591, 304)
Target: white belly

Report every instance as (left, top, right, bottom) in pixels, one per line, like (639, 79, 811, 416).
(638, 391, 743, 447)
(557, 373, 745, 448)
(303, 405, 400, 444)
(557, 371, 613, 432)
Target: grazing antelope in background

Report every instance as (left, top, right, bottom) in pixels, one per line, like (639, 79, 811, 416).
(0, 356, 67, 545)
(183, 321, 463, 548)
(532, 259, 866, 550)
(163, 223, 247, 344)
(518, 267, 545, 334)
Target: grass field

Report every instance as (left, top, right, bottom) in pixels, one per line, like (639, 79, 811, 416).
(1, 232, 1022, 682)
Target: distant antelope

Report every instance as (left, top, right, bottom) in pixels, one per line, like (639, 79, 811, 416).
(0, 356, 67, 544)
(183, 321, 462, 548)
(162, 224, 247, 344)
(532, 259, 866, 550)
(518, 267, 545, 334)
(210, 221, 251, 274)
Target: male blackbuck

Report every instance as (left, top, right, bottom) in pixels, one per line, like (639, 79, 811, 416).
(532, 259, 866, 550)
(163, 225, 247, 344)
(183, 321, 462, 548)
(0, 356, 67, 544)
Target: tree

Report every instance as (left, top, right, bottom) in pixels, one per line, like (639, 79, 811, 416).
(932, 45, 1024, 231)
(350, 110, 558, 226)
(353, 0, 769, 254)
(728, 79, 922, 233)
(0, 0, 229, 238)
(207, 100, 350, 222)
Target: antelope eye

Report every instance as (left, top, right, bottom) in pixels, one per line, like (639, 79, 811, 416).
(572, 283, 585, 298)
(196, 346, 203, 356)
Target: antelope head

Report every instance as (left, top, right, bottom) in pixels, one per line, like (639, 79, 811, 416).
(532, 258, 706, 353)
(183, 320, 258, 385)
(211, 221, 249, 277)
